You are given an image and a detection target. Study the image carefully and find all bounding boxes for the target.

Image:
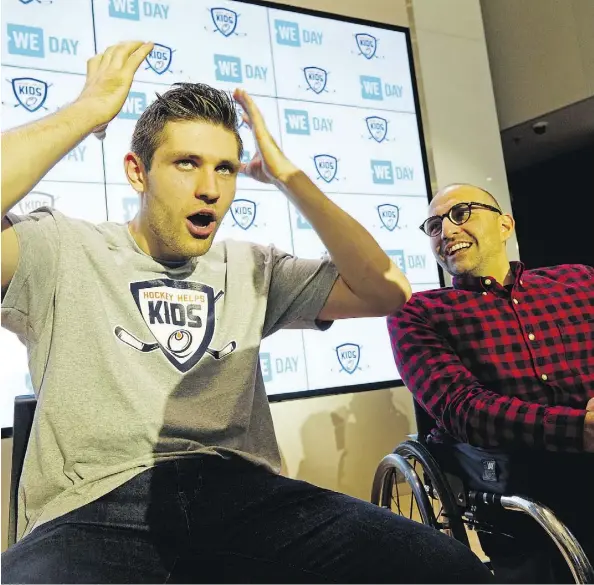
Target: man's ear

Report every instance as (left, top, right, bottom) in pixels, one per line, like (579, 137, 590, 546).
(124, 152, 147, 194)
(499, 213, 515, 243)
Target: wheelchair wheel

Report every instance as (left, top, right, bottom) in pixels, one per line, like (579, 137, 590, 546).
(372, 440, 469, 547)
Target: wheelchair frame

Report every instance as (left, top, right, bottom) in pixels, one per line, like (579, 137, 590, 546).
(370, 400, 594, 584)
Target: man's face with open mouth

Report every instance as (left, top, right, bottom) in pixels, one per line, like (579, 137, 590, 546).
(135, 120, 242, 262)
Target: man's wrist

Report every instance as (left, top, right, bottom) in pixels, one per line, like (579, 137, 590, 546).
(66, 99, 111, 135)
(272, 164, 302, 188)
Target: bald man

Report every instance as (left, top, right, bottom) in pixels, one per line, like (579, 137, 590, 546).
(388, 184, 594, 583)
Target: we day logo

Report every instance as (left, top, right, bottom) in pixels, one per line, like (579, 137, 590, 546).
(10, 77, 51, 113)
(274, 20, 323, 48)
(108, 0, 170, 21)
(120, 280, 236, 372)
(6, 23, 79, 58)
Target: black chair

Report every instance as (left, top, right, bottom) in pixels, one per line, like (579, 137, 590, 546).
(7, 395, 37, 548)
(371, 398, 594, 584)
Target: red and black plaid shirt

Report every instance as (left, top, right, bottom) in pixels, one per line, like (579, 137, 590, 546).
(388, 262, 594, 452)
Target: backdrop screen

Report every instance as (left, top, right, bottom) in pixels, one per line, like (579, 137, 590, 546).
(1, 0, 441, 431)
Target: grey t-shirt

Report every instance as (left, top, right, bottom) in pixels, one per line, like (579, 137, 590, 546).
(1, 208, 338, 540)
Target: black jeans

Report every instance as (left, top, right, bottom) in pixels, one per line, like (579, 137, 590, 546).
(2, 454, 492, 584)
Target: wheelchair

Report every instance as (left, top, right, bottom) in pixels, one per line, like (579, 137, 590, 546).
(371, 399, 594, 584)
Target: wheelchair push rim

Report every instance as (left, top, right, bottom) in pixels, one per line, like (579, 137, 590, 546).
(371, 439, 470, 547)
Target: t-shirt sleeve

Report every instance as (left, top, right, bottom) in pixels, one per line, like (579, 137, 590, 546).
(262, 246, 339, 338)
(1, 208, 60, 344)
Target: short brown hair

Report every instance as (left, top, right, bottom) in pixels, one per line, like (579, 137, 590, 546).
(131, 82, 243, 171)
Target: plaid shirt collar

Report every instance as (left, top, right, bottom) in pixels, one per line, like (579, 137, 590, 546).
(452, 261, 525, 294)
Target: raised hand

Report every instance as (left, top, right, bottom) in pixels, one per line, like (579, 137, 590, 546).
(233, 88, 298, 185)
(76, 41, 154, 138)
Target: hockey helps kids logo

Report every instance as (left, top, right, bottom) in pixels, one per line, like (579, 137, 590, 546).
(355, 34, 377, 59)
(144, 43, 174, 75)
(336, 343, 361, 374)
(366, 116, 388, 143)
(313, 154, 338, 183)
(303, 66, 327, 94)
(377, 204, 400, 231)
(14, 191, 56, 214)
(116, 280, 236, 372)
(230, 198, 256, 230)
(11, 77, 50, 112)
(236, 104, 248, 130)
(210, 7, 241, 37)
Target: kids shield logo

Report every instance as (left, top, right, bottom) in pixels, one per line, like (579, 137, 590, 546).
(377, 204, 400, 231)
(211, 7, 238, 37)
(145, 43, 173, 75)
(336, 343, 361, 374)
(355, 33, 377, 59)
(15, 191, 55, 214)
(303, 66, 327, 94)
(314, 154, 337, 183)
(230, 198, 256, 230)
(236, 104, 247, 129)
(366, 116, 388, 143)
(120, 280, 236, 372)
(12, 77, 49, 112)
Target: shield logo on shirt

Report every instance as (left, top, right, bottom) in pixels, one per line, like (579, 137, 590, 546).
(211, 7, 238, 37)
(336, 343, 361, 374)
(145, 44, 173, 75)
(314, 154, 338, 183)
(304, 67, 328, 94)
(355, 34, 377, 59)
(12, 77, 49, 113)
(230, 198, 256, 230)
(366, 116, 388, 143)
(130, 280, 216, 372)
(377, 204, 400, 231)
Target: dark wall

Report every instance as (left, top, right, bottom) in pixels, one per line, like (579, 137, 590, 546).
(507, 143, 594, 269)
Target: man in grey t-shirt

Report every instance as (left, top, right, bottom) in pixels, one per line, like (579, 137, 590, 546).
(1, 41, 492, 583)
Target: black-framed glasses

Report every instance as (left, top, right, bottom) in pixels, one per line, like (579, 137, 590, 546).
(419, 202, 502, 237)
